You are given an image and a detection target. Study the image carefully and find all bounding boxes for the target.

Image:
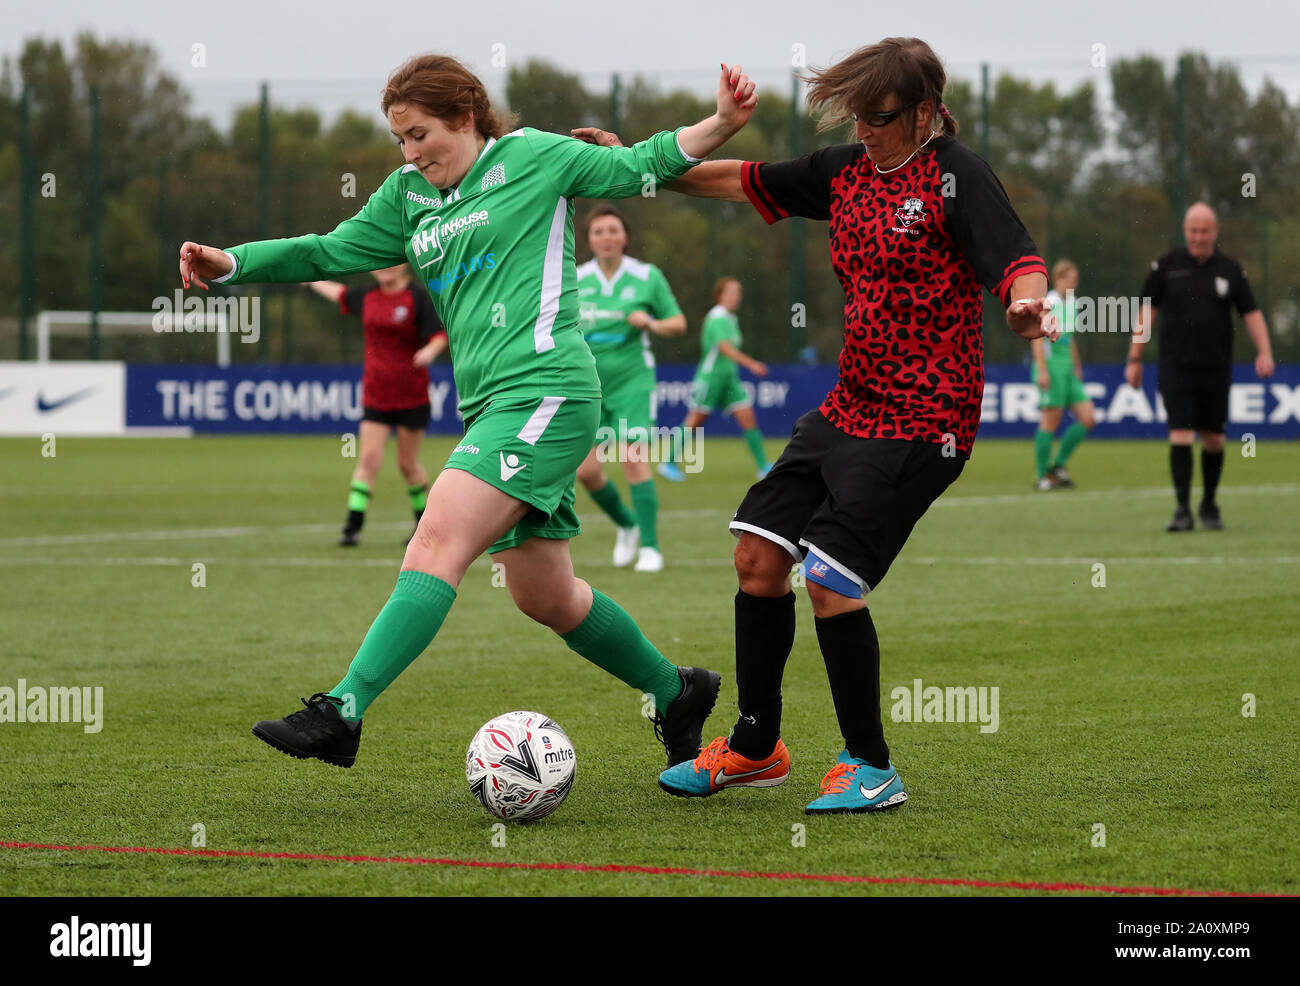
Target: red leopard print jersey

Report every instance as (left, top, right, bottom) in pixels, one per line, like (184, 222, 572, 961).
(742, 136, 1045, 454)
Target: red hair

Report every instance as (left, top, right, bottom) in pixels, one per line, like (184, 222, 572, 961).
(382, 54, 516, 138)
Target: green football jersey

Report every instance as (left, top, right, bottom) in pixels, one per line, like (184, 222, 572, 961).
(1042, 289, 1077, 372)
(216, 127, 699, 420)
(695, 304, 742, 381)
(575, 256, 682, 391)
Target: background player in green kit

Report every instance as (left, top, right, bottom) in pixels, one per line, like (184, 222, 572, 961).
(659, 277, 772, 482)
(177, 53, 758, 773)
(1031, 259, 1095, 490)
(575, 206, 685, 573)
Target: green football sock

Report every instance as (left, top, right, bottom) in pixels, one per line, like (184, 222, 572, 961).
(407, 482, 428, 515)
(588, 480, 637, 529)
(743, 428, 768, 469)
(1034, 429, 1053, 479)
(330, 571, 456, 721)
(561, 589, 682, 712)
(348, 479, 372, 513)
(1054, 422, 1088, 467)
(629, 479, 659, 550)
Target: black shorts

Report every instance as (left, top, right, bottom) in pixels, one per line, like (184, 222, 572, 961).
(1158, 367, 1229, 433)
(362, 404, 431, 430)
(730, 410, 966, 594)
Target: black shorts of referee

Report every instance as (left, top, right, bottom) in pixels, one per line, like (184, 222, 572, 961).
(730, 409, 965, 595)
(1157, 366, 1230, 434)
(362, 404, 431, 430)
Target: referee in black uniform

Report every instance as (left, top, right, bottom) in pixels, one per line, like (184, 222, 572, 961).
(1126, 202, 1275, 531)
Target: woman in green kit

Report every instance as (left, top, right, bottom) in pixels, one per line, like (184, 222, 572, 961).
(1032, 259, 1095, 490)
(177, 53, 757, 774)
(575, 205, 686, 573)
(658, 276, 772, 482)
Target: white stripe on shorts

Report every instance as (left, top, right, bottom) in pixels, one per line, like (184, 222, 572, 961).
(729, 521, 802, 562)
(516, 396, 566, 446)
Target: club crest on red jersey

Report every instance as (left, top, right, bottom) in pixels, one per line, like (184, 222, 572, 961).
(895, 197, 930, 228)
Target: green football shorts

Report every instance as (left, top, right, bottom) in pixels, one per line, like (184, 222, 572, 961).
(689, 373, 750, 414)
(444, 395, 599, 553)
(1039, 368, 1088, 409)
(595, 378, 657, 447)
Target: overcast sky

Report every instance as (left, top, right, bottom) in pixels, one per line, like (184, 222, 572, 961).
(7, 0, 1300, 128)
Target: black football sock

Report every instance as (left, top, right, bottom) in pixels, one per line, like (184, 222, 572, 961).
(815, 607, 889, 769)
(345, 509, 365, 533)
(729, 590, 796, 759)
(1201, 449, 1224, 508)
(1170, 445, 1193, 510)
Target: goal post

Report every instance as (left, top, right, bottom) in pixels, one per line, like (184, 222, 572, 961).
(37, 310, 233, 366)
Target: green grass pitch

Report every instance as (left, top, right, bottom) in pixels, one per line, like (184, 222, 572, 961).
(1, 434, 1296, 896)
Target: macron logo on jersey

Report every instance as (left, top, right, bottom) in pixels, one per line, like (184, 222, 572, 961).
(480, 162, 506, 190)
(405, 189, 442, 208)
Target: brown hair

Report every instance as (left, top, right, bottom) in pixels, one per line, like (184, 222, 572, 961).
(381, 54, 516, 139)
(583, 205, 630, 244)
(713, 277, 739, 303)
(804, 37, 958, 138)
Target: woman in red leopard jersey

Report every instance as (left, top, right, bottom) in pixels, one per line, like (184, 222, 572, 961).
(306, 263, 447, 546)
(582, 37, 1058, 811)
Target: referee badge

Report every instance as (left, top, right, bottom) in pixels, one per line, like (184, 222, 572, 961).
(1215, 276, 1229, 298)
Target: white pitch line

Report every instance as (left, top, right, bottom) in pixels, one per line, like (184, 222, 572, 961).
(1, 485, 1294, 549)
(1, 554, 1297, 569)
(0, 510, 725, 547)
(906, 555, 1300, 566)
(933, 483, 1300, 508)
(5, 485, 1296, 548)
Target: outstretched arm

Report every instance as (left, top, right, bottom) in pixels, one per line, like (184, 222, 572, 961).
(675, 64, 757, 159)
(179, 242, 232, 291)
(667, 160, 747, 202)
(570, 127, 748, 202)
(304, 280, 346, 304)
(718, 340, 768, 377)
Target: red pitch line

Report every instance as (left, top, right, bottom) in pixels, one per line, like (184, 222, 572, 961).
(1, 841, 1282, 897)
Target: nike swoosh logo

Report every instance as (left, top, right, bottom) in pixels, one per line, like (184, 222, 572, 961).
(36, 386, 97, 413)
(860, 775, 897, 800)
(714, 764, 775, 785)
(499, 452, 526, 482)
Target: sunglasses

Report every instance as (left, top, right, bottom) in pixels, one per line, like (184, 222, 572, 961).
(852, 104, 916, 127)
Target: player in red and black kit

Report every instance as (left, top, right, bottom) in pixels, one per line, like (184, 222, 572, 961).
(306, 264, 447, 546)
(577, 38, 1056, 812)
